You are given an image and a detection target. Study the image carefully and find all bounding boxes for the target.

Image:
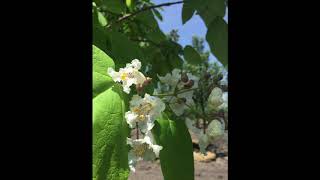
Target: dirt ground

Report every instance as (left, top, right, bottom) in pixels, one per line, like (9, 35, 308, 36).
(128, 156, 228, 180)
(129, 131, 228, 180)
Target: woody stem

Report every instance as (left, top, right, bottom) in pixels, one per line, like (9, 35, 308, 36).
(136, 122, 139, 139)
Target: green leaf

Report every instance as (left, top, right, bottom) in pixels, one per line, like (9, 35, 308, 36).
(97, 11, 107, 26)
(102, 0, 126, 14)
(152, 114, 194, 180)
(146, 27, 167, 43)
(107, 31, 144, 69)
(93, 85, 129, 180)
(151, 52, 171, 76)
(126, 0, 133, 11)
(168, 54, 183, 69)
(93, 45, 129, 180)
(206, 17, 228, 66)
(184, 45, 202, 65)
(135, 10, 158, 30)
(93, 7, 110, 52)
(153, 9, 163, 21)
(182, 2, 195, 24)
(194, 0, 226, 26)
(92, 45, 115, 98)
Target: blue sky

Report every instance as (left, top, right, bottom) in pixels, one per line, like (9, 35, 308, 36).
(152, 0, 228, 64)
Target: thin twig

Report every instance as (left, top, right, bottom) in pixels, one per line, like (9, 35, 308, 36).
(154, 87, 198, 97)
(107, 0, 186, 28)
(136, 122, 139, 139)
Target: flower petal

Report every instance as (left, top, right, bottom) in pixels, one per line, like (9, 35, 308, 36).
(125, 111, 138, 128)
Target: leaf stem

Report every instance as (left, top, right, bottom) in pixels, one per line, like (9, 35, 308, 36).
(153, 87, 198, 97)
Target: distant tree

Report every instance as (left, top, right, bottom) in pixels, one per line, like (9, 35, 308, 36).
(192, 36, 210, 61)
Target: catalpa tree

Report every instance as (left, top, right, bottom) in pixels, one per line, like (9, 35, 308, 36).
(92, 0, 228, 179)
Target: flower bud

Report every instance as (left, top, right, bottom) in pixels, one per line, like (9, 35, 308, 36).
(217, 74, 223, 81)
(204, 72, 211, 80)
(143, 77, 152, 87)
(181, 73, 189, 83)
(136, 84, 143, 94)
(184, 80, 194, 88)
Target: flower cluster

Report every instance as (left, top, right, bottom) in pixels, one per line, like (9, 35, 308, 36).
(108, 59, 164, 172)
(185, 86, 228, 154)
(186, 118, 225, 154)
(108, 59, 148, 94)
(155, 69, 199, 116)
(108, 59, 228, 165)
(125, 94, 165, 133)
(127, 132, 162, 172)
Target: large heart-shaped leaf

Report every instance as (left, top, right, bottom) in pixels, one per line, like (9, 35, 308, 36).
(206, 17, 228, 66)
(93, 45, 114, 98)
(182, 2, 195, 24)
(152, 114, 194, 180)
(192, 0, 226, 27)
(93, 45, 129, 180)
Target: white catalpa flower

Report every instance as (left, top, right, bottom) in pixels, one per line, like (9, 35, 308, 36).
(207, 87, 224, 110)
(199, 132, 210, 155)
(157, 68, 181, 87)
(185, 118, 201, 134)
(167, 90, 194, 116)
(218, 92, 228, 111)
(127, 133, 163, 172)
(199, 120, 225, 154)
(157, 69, 199, 116)
(107, 59, 146, 94)
(125, 94, 165, 133)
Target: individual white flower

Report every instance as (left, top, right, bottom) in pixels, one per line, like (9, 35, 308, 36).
(185, 118, 201, 134)
(207, 87, 224, 110)
(218, 92, 228, 111)
(198, 120, 225, 154)
(127, 134, 163, 172)
(157, 68, 181, 87)
(125, 94, 165, 133)
(107, 59, 146, 94)
(168, 97, 185, 116)
(207, 119, 225, 141)
(167, 90, 194, 116)
(199, 132, 210, 155)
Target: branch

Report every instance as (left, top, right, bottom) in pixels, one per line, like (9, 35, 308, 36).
(107, 0, 186, 28)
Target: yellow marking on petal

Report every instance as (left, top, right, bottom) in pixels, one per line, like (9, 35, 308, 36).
(120, 73, 127, 80)
(133, 107, 140, 113)
(138, 115, 145, 121)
